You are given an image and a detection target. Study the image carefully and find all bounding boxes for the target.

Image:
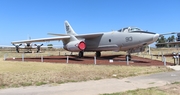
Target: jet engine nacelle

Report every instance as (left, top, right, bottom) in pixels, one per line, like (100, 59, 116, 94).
(64, 41, 86, 52)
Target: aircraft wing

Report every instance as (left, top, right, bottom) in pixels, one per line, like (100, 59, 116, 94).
(48, 33, 103, 39)
(159, 32, 180, 37)
(0, 45, 15, 48)
(12, 36, 70, 44)
(75, 33, 103, 39)
(12, 33, 103, 44)
(156, 41, 180, 45)
(41, 45, 63, 48)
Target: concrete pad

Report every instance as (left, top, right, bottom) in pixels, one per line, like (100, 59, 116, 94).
(167, 65, 180, 71)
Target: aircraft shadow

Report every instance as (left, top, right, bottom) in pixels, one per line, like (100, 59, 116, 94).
(68, 54, 124, 60)
(26, 54, 154, 64)
(30, 57, 84, 61)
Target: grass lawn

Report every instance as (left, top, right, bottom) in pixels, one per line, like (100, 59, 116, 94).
(0, 49, 174, 88)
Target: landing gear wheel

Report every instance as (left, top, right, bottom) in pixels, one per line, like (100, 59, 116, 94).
(37, 46, 40, 53)
(16, 50, 19, 53)
(96, 51, 101, 57)
(78, 51, 84, 58)
(126, 55, 131, 61)
(16, 47, 19, 53)
(16, 49, 19, 53)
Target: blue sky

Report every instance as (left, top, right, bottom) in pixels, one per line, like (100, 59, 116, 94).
(0, 0, 180, 46)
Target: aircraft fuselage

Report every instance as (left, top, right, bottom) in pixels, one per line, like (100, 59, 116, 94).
(84, 31, 159, 52)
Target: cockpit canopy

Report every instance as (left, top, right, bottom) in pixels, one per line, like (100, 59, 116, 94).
(118, 27, 142, 32)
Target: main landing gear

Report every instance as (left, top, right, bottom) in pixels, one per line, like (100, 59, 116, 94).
(78, 51, 101, 58)
(78, 51, 84, 58)
(95, 51, 101, 57)
(78, 51, 131, 61)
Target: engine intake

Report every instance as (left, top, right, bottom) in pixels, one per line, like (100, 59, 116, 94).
(64, 41, 86, 52)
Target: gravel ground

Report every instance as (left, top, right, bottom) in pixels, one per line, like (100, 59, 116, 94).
(6, 54, 171, 66)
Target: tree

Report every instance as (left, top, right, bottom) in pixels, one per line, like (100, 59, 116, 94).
(170, 35, 175, 42)
(156, 36, 166, 43)
(47, 44, 53, 49)
(156, 36, 167, 48)
(166, 37, 171, 42)
(156, 35, 176, 48)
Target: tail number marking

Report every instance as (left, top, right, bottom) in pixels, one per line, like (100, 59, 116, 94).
(126, 37, 133, 42)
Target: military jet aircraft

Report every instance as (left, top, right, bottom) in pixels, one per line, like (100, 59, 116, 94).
(1, 43, 44, 53)
(11, 21, 175, 60)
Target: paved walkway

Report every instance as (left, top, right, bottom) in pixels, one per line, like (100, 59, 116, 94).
(0, 71, 180, 95)
(167, 65, 180, 71)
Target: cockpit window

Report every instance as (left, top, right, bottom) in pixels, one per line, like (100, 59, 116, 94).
(130, 27, 141, 31)
(117, 27, 156, 34)
(118, 27, 128, 32)
(118, 27, 141, 32)
(118, 29, 122, 32)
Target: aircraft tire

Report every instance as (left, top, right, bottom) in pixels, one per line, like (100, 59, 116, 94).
(78, 51, 84, 58)
(96, 51, 101, 57)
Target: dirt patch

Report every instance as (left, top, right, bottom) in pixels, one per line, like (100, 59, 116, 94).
(5, 54, 172, 66)
(158, 83, 180, 95)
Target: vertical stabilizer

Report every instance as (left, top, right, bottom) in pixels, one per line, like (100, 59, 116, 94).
(64, 21, 77, 35)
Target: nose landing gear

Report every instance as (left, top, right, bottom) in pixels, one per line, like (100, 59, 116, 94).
(126, 50, 132, 61)
(125, 55, 131, 61)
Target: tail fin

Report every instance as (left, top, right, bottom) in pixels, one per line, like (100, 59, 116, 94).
(64, 20, 77, 35)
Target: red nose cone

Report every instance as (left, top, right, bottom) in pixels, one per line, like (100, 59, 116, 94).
(78, 41, 86, 50)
